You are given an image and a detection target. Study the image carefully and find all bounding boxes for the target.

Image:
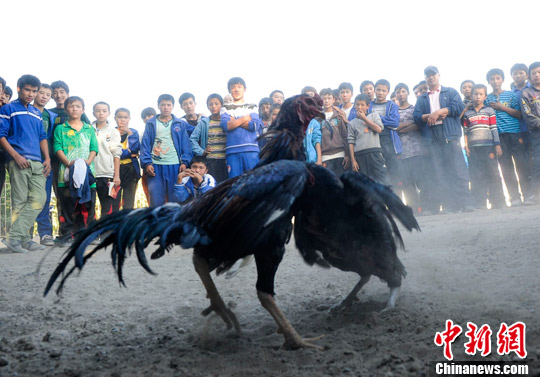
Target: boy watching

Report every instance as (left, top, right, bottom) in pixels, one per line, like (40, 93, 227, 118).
(112, 108, 141, 211)
(460, 80, 475, 107)
(220, 77, 263, 178)
(486, 68, 532, 205)
(521, 62, 540, 203)
(190, 94, 228, 183)
(319, 88, 349, 175)
(174, 155, 216, 203)
(50, 81, 91, 127)
(369, 79, 402, 190)
(53, 96, 98, 241)
(139, 107, 157, 203)
(301, 86, 317, 97)
(179, 92, 204, 136)
(49, 81, 92, 229)
(140, 94, 192, 207)
(348, 94, 388, 184)
(141, 107, 157, 123)
(414, 81, 428, 98)
(270, 103, 281, 123)
(32, 84, 58, 245)
(258, 97, 272, 129)
(360, 80, 375, 102)
(92, 101, 122, 218)
(395, 83, 434, 215)
(511, 63, 531, 149)
(338, 82, 354, 120)
(269, 90, 284, 105)
(0, 74, 50, 253)
(0, 86, 12, 106)
(463, 84, 505, 209)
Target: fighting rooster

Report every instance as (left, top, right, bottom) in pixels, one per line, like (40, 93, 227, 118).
(45, 95, 418, 350)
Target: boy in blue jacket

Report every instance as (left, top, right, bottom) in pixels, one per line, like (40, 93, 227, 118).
(174, 156, 216, 203)
(413, 66, 474, 213)
(220, 77, 263, 178)
(0, 75, 50, 253)
(140, 94, 192, 207)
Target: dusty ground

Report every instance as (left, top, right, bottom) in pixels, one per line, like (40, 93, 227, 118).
(0, 204, 539, 377)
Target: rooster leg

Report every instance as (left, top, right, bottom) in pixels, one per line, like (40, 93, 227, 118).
(193, 254, 241, 335)
(382, 287, 401, 312)
(329, 275, 371, 313)
(257, 291, 324, 350)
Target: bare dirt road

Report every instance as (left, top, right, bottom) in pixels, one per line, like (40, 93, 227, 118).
(1, 205, 539, 376)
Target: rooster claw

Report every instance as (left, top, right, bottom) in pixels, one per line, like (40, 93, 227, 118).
(201, 303, 242, 335)
(282, 334, 326, 351)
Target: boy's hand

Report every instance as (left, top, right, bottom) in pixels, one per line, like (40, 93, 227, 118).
(465, 146, 470, 157)
(176, 170, 188, 183)
(179, 164, 187, 172)
(14, 153, 30, 169)
(351, 158, 359, 172)
(316, 158, 323, 166)
(145, 165, 156, 177)
(357, 110, 367, 120)
(334, 107, 347, 122)
(113, 175, 121, 187)
(489, 102, 504, 111)
(427, 111, 442, 126)
(203, 146, 210, 157)
(190, 170, 203, 186)
(42, 159, 51, 176)
(495, 145, 503, 157)
(342, 156, 350, 169)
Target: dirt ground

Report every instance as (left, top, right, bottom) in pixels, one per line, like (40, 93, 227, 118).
(0, 204, 539, 377)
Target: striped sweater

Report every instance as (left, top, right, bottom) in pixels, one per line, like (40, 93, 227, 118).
(462, 105, 500, 147)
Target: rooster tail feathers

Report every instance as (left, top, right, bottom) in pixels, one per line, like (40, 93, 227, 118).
(341, 172, 420, 233)
(45, 203, 210, 296)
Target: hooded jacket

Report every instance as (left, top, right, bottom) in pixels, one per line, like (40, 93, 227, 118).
(140, 114, 193, 169)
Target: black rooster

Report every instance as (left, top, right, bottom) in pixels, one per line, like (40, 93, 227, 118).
(45, 95, 419, 350)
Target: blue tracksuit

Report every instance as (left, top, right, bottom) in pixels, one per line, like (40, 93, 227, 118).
(141, 115, 193, 207)
(220, 104, 263, 178)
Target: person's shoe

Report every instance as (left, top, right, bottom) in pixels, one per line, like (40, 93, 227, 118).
(40, 235, 55, 246)
(2, 238, 28, 254)
(54, 237, 73, 248)
(510, 199, 522, 207)
(21, 241, 46, 251)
